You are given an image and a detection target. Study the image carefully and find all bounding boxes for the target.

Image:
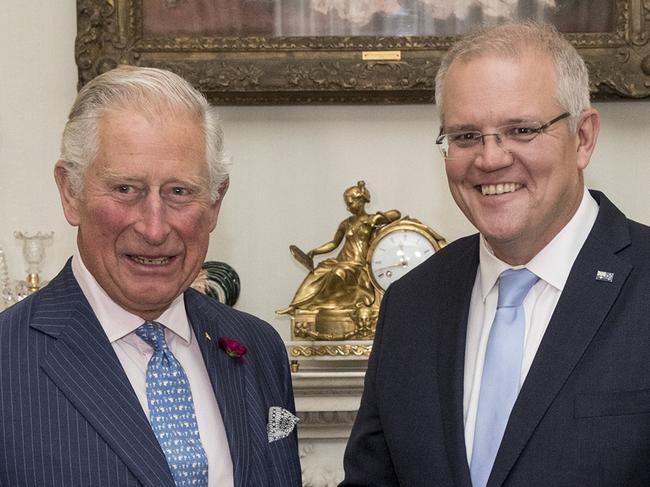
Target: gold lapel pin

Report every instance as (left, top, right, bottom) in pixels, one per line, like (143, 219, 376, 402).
(204, 331, 212, 341)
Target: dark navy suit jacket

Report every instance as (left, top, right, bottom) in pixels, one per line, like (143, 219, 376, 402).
(342, 191, 650, 486)
(0, 261, 301, 486)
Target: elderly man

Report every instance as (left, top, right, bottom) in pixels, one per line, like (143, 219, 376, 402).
(0, 66, 301, 486)
(342, 22, 650, 487)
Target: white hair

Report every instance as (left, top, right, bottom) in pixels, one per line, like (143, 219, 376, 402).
(59, 65, 229, 201)
(435, 21, 591, 132)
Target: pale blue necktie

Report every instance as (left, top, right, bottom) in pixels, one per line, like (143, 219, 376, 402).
(136, 321, 208, 487)
(470, 268, 539, 487)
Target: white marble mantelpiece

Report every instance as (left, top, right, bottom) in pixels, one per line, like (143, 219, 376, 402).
(289, 342, 369, 487)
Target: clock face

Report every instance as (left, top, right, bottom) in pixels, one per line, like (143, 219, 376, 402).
(369, 228, 437, 290)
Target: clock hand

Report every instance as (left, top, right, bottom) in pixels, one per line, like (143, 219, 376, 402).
(374, 258, 410, 274)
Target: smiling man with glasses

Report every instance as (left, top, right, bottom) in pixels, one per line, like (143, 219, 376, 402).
(342, 22, 650, 487)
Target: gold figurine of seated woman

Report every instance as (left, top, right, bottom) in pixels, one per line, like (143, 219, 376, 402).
(278, 181, 400, 341)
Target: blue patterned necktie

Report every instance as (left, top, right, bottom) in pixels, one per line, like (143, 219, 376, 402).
(470, 268, 539, 487)
(136, 321, 208, 487)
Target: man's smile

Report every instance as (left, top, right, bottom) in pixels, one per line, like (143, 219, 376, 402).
(480, 182, 523, 196)
(128, 255, 175, 265)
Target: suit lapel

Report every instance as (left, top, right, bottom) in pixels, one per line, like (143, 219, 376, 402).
(31, 264, 174, 487)
(490, 192, 632, 486)
(186, 291, 252, 487)
(436, 237, 479, 487)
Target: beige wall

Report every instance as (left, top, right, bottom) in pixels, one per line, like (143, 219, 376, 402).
(2, 2, 649, 339)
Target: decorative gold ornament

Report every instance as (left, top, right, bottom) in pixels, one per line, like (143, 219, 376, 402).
(288, 344, 373, 358)
(278, 181, 445, 341)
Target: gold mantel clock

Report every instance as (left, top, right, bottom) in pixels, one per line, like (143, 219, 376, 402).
(279, 181, 446, 344)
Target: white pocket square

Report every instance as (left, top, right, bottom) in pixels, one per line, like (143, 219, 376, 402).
(267, 406, 299, 443)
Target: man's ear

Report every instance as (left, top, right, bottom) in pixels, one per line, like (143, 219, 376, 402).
(54, 162, 82, 226)
(208, 177, 229, 231)
(575, 108, 600, 170)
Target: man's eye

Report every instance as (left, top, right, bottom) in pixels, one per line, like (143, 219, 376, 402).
(450, 132, 481, 146)
(164, 186, 199, 201)
(172, 187, 189, 196)
(505, 126, 540, 138)
(115, 185, 132, 193)
(458, 132, 481, 141)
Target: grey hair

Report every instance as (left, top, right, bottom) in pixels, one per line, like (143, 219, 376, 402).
(59, 65, 229, 201)
(434, 21, 591, 132)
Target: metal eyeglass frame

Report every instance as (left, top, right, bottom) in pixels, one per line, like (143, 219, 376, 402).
(435, 112, 571, 160)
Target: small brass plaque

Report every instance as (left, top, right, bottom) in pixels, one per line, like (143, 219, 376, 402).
(362, 50, 401, 61)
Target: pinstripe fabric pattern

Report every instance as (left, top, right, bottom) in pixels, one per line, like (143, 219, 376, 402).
(0, 261, 301, 487)
(186, 289, 302, 487)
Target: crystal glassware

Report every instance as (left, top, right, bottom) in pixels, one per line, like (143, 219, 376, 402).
(0, 245, 12, 310)
(14, 231, 54, 292)
(0, 244, 32, 311)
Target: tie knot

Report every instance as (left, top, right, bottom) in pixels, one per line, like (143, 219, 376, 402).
(497, 268, 539, 308)
(135, 321, 168, 352)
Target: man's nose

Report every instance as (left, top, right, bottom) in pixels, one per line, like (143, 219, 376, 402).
(473, 133, 513, 171)
(133, 194, 171, 245)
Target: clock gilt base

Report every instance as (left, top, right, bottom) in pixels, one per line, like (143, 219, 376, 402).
(290, 306, 379, 341)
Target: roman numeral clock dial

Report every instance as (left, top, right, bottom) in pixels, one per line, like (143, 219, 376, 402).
(368, 218, 446, 292)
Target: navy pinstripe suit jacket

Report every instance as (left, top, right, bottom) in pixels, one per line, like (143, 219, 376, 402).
(0, 261, 301, 487)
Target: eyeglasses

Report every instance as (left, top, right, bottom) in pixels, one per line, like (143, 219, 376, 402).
(435, 112, 570, 160)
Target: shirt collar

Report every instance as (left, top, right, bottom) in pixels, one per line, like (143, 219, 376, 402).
(478, 187, 599, 300)
(71, 248, 192, 344)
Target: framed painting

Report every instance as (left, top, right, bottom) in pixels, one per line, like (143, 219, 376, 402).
(76, 0, 650, 104)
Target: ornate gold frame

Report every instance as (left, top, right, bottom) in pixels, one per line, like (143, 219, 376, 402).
(76, 0, 650, 104)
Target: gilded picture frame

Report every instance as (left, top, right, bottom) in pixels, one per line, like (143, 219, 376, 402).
(76, 0, 650, 104)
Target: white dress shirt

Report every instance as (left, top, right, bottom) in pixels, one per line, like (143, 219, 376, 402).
(72, 251, 234, 487)
(463, 188, 599, 462)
